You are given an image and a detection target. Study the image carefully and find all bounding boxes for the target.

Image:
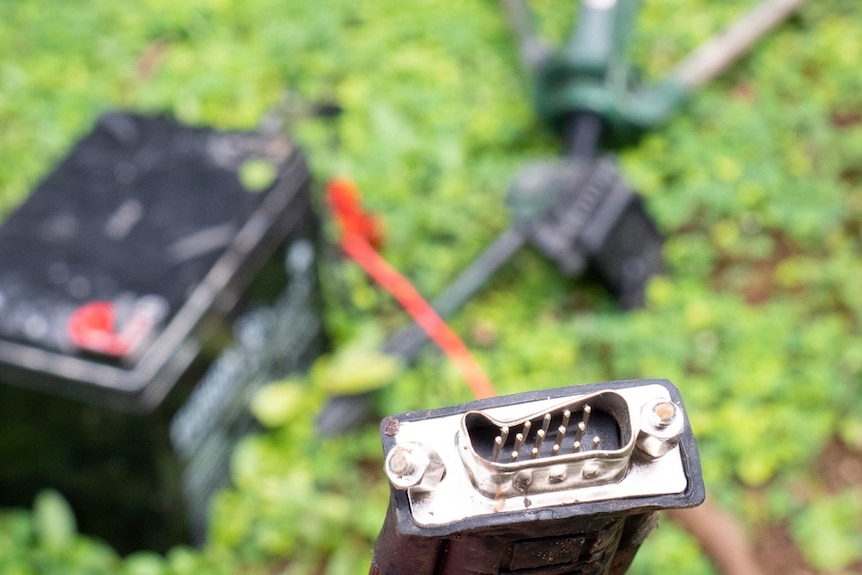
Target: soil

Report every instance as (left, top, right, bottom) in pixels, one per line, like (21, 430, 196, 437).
(754, 523, 820, 575)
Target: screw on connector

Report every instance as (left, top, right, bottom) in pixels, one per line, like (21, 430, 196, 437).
(387, 451, 415, 477)
(649, 401, 676, 430)
(636, 399, 684, 459)
(385, 442, 446, 492)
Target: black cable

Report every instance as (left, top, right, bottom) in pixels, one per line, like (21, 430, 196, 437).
(565, 112, 603, 159)
(382, 226, 528, 362)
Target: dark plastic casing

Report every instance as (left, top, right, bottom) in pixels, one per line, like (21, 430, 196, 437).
(0, 112, 314, 412)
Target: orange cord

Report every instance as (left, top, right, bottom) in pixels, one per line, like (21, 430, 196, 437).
(327, 178, 496, 400)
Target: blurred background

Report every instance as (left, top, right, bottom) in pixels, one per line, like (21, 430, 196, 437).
(1, 0, 861, 573)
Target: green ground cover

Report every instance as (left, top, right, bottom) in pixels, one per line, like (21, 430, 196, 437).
(1, 0, 861, 573)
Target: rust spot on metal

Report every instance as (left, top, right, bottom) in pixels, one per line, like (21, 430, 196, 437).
(383, 417, 401, 436)
(653, 401, 676, 426)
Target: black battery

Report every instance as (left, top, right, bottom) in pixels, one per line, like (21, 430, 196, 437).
(0, 112, 325, 552)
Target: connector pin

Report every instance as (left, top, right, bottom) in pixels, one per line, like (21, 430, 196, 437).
(500, 425, 510, 447)
(561, 409, 571, 431)
(530, 447, 539, 459)
(541, 413, 552, 435)
(591, 436, 601, 450)
(574, 422, 586, 444)
(551, 444, 561, 456)
(491, 436, 503, 462)
(514, 432, 525, 452)
(535, 429, 546, 452)
(511, 450, 520, 462)
(582, 405, 592, 428)
(554, 425, 566, 449)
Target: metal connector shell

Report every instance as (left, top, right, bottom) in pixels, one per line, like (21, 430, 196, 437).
(371, 379, 703, 575)
(378, 379, 703, 531)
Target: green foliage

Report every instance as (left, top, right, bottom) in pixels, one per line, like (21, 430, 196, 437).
(238, 158, 278, 193)
(250, 379, 308, 429)
(628, 521, 716, 575)
(33, 490, 77, 554)
(791, 489, 862, 572)
(2, 0, 862, 573)
(310, 327, 404, 395)
(209, 378, 387, 573)
(0, 500, 119, 575)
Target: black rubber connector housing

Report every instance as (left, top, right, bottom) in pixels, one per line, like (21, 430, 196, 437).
(371, 379, 704, 575)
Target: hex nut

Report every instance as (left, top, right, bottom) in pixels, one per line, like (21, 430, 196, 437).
(385, 442, 446, 492)
(636, 399, 684, 459)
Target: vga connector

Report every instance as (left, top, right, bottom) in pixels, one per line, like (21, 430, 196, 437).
(370, 379, 704, 575)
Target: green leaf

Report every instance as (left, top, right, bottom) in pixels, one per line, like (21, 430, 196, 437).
(33, 489, 77, 554)
(838, 417, 862, 451)
(307, 326, 405, 395)
(314, 347, 404, 395)
(123, 551, 167, 575)
(238, 158, 277, 193)
(250, 379, 307, 428)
